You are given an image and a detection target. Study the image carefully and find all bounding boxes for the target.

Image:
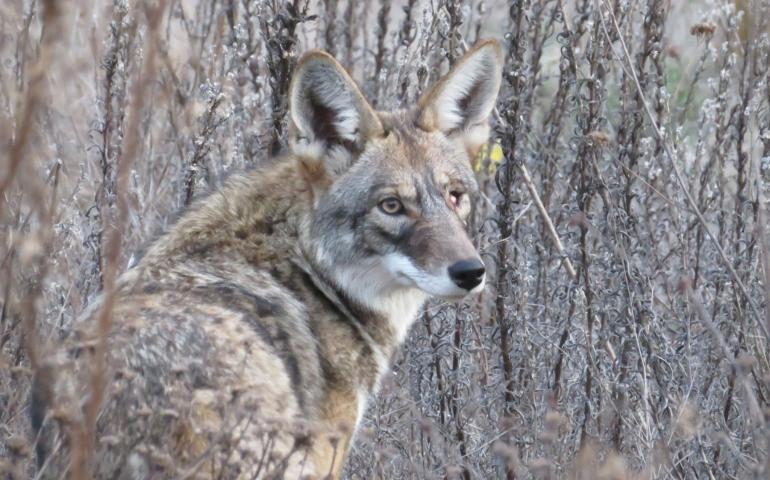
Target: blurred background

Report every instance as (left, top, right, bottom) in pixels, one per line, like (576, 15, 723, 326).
(1, 0, 769, 478)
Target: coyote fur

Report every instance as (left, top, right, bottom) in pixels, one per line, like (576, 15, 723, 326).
(32, 40, 504, 479)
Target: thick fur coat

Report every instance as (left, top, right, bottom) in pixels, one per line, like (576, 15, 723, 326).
(32, 40, 503, 479)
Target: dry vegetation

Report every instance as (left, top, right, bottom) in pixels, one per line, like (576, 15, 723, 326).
(1, 0, 770, 478)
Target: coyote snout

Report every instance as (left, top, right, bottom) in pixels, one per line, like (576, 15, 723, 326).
(380, 206, 487, 299)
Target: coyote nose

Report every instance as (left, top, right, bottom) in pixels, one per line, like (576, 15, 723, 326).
(448, 259, 486, 291)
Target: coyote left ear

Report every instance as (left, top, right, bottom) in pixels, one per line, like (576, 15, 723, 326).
(417, 40, 503, 155)
(289, 51, 384, 186)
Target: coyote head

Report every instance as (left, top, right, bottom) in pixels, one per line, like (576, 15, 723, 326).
(290, 41, 503, 332)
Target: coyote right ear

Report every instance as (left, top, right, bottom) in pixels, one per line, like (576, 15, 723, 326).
(289, 51, 384, 192)
(417, 40, 503, 156)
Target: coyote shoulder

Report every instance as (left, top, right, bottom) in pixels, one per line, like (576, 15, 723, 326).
(33, 40, 503, 479)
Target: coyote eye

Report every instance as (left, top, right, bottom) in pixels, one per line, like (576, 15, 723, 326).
(449, 191, 463, 208)
(379, 197, 404, 215)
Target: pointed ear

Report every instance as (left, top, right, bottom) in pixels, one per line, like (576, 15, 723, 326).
(417, 40, 503, 154)
(289, 51, 383, 180)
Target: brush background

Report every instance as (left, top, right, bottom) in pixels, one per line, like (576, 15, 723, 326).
(1, 0, 769, 478)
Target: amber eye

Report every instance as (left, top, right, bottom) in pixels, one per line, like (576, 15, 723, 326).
(379, 197, 404, 215)
(449, 191, 463, 208)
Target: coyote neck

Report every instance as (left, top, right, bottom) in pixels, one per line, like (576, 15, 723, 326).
(294, 247, 426, 361)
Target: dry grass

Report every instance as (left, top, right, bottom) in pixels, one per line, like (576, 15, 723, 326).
(1, 0, 769, 478)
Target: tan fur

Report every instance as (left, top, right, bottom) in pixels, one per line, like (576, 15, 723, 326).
(32, 41, 503, 479)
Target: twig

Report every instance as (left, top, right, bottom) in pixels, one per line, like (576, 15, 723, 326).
(684, 282, 764, 424)
(73, 3, 167, 477)
(597, 0, 769, 342)
(518, 164, 577, 280)
(0, 0, 60, 216)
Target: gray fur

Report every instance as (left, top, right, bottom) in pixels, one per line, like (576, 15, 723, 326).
(33, 40, 503, 479)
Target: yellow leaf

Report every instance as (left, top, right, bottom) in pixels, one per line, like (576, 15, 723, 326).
(489, 142, 504, 165)
(474, 141, 504, 174)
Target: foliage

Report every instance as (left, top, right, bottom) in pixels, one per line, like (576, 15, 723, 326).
(1, 0, 769, 478)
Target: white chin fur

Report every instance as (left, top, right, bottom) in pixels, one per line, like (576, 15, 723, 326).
(383, 253, 484, 299)
(325, 252, 482, 343)
(327, 254, 427, 342)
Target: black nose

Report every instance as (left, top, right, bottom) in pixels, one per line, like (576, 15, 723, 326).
(448, 259, 486, 291)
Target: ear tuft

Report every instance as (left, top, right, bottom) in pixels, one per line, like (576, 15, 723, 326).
(297, 145, 333, 206)
(292, 138, 326, 162)
(417, 40, 503, 149)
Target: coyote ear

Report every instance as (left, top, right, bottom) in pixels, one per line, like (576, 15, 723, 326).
(289, 51, 383, 179)
(417, 40, 503, 155)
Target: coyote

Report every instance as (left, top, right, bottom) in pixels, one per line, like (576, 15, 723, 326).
(33, 40, 503, 479)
